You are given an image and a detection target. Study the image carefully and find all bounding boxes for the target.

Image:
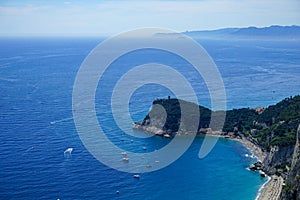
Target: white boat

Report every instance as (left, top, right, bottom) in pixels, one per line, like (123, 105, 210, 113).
(64, 148, 73, 155)
(122, 157, 129, 162)
(133, 174, 140, 179)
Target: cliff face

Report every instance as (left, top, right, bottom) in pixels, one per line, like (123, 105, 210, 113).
(263, 145, 295, 175)
(261, 125, 300, 200)
(280, 125, 300, 200)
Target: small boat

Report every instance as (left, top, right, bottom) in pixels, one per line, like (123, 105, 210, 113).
(133, 174, 140, 179)
(121, 152, 127, 156)
(64, 148, 73, 155)
(122, 157, 129, 162)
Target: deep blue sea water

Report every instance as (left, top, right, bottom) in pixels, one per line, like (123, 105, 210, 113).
(0, 37, 299, 200)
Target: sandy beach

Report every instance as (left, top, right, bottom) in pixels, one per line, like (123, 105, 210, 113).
(256, 175, 283, 200)
(230, 137, 267, 162)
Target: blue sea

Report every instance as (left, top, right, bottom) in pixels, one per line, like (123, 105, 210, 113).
(0, 36, 299, 200)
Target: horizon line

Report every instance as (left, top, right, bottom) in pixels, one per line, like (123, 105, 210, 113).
(1, 24, 299, 38)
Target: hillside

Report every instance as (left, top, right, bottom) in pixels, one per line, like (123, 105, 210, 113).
(134, 98, 211, 136)
(225, 96, 300, 148)
(135, 95, 300, 148)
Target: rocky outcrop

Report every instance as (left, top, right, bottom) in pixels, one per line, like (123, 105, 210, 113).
(280, 125, 300, 200)
(249, 161, 264, 171)
(133, 123, 164, 136)
(133, 98, 211, 137)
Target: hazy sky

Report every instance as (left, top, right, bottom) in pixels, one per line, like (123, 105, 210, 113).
(0, 0, 299, 36)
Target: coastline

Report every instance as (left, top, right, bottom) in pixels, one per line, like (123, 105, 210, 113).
(229, 137, 266, 162)
(221, 136, 283, 200)
(255, 176, 271, 200)
(256, 175, 283, 200)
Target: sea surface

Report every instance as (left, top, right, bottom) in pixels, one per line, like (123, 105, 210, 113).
(0, 36, 299, 200)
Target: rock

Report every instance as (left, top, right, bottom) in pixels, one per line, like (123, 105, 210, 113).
(249, 165, 257, 171)
(263, 145, 294, 175)
(260, 171, 266, 177)
(249, 161, 264, 171)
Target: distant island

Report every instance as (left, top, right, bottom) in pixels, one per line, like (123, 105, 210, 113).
(133, 95, 300, 200)
(156, 25, 300, 40)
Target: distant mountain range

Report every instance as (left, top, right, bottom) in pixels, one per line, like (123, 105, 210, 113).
(158, 25, 300, 39)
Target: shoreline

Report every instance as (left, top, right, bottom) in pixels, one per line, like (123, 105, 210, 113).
(203, 134, 266, 161)
(219, 136, 282, 200)
(256, 175, 283, 200)
(255, 176, 271, 200)
(229, 137, 266, 162)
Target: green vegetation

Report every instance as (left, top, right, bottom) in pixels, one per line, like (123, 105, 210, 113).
(223, 108, 258, 133)
(259, 96, 300, 125)
(239, 96, 300, 149)
(140, 95, 300, 148)
(144, 98, 211, 133)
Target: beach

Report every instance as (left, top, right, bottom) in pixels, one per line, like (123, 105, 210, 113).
(256, 175, 283, 200)
(231, 137, 266, 162)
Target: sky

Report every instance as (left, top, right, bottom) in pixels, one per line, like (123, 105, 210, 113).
(0, 0, 299, 37)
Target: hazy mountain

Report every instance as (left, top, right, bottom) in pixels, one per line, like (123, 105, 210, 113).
(182, 25, 300, 39)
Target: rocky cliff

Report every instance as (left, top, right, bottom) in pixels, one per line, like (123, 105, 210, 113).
(263, 145, 295, 175)
(280, 125, 300, 200)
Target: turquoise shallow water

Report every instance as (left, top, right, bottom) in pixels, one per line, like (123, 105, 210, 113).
(0, 37, 299, 199)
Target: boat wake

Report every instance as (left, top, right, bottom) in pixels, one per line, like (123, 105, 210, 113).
(50, 117, 73, 125)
